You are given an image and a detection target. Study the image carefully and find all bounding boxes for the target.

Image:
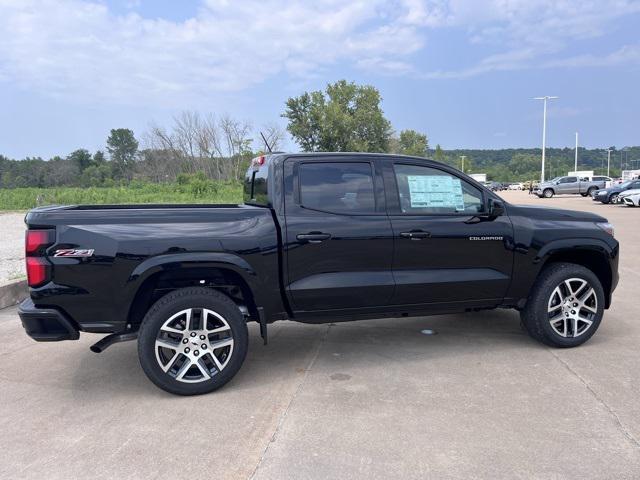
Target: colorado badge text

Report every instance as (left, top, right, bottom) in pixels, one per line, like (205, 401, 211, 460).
(469, 236, 503, 241)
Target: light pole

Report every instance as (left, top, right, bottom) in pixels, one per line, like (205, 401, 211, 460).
(607, 148, 612, 177)
(574, 132, 578, 172)
(534, 96, 558, 182)
(460, 155, 466, 173)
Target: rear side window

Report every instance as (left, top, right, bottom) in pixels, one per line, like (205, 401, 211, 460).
(393, 164, 484, 214)
(299, 162, 375, 214)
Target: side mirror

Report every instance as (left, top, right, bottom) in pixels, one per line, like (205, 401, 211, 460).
(488, 198, 505, 217)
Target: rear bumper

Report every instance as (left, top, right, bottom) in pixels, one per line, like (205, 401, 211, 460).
(18, 298, 79, 341)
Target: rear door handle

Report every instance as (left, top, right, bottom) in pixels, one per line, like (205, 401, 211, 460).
(399, 230, 431, 240)
(296, 232, 331, 243)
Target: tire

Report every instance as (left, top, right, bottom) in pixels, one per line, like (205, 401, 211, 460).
(520, 262, 604, 348)
(587, 187, 597, 197)
(580, 193, 588, 197)
(607, 193, 618, 204)
(138, 287, 248, 395)
(543, 188, 554, 198)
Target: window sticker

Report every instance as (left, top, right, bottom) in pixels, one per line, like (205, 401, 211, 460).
(407, 175, 465, 211)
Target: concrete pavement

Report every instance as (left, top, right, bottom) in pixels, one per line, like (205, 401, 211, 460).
(1, 191, 639, 479)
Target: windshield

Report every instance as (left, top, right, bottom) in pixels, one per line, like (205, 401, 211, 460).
(549, 177, 561, 183)
(619, 181, 632, 188)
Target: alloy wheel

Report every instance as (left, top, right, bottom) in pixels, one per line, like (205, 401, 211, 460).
(547, 278, 598, 338)
(154, 308, 234, 383)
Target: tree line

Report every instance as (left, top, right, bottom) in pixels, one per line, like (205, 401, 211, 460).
(1, 80, 638, 189)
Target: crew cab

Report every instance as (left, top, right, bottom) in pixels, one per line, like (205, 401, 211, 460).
(19, 153, 619, 395)
(534, 175, 610, 198)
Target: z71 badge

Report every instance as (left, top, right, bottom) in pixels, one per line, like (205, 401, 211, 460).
(54, 249, 95, 258)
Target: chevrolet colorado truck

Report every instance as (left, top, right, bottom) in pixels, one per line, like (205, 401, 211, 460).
(19, 153, 619, 395)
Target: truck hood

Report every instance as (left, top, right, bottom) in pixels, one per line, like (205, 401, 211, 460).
(507, 204, 607, 223)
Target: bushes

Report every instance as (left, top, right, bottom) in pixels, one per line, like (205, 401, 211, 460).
(0, 180, 243, 211)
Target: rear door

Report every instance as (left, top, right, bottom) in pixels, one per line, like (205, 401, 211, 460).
(283, 157, 394, 312)
(383, 160, 514, 306)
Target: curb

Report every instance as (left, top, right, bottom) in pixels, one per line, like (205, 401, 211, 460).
(0, 278, 28, 310)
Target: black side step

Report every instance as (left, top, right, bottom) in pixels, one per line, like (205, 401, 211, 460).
(90, 331, 138, 353)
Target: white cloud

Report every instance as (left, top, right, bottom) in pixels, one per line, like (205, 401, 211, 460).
(0, 0, 637, 105)
(415, 0, 640, 79)
(0, 0, 424, 105)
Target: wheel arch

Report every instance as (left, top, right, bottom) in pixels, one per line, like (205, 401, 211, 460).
(537, 243, 613, 308)
(126, 253, 261, 328)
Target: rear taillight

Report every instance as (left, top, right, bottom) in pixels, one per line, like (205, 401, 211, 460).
(26, 257, 49, 287)
(25, 229, 54, 287)
(26, 230, 53, 255)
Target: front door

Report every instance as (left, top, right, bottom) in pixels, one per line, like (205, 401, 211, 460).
(284, 158, 394, 313)
(556, 176, 578, 194)
(382, 161, 514, 306)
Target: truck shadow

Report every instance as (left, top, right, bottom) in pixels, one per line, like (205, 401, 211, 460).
(69, 308, 599, 396)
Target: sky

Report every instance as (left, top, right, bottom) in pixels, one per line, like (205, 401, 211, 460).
(1, 0, 639, 159)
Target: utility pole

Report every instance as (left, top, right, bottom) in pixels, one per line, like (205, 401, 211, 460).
(534, 96, 558, 182)
(607, 148, 612, 177)
(460, 155, 466, 173)
(574, 132, 578, 172)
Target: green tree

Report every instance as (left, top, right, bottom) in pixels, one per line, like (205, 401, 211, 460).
(106, 128, 138, 179)
(396, 129, 428, 157)
(282, 80, 392, 153)
(67, 149, 93, 172)
(93, 150, 106, 165)
(434, 144, 445, 162)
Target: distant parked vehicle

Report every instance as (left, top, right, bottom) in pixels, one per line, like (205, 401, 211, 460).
(616, 188, 640, 205)
(533, 176, 607, 198)
(593, 179, 640, 204)
(508, 183, 524, 190)
(622, 191, 640, 207)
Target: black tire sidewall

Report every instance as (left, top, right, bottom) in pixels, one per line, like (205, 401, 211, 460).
(523, 263, 605, 348)
(138, 287, 248, 395)
(544, 189, 553, 198)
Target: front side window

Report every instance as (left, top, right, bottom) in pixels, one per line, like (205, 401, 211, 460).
(393, 164, 484, 214)
(560, 177, 577, 183)
(298, 162, 375, 214)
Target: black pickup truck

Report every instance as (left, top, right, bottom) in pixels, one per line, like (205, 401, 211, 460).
(19, 153, 619, 395)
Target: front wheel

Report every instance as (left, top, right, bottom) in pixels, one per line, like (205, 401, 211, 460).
(608, 193, 619, 204)
(543, 188, 554, 198)
(138, 287, 248, 395)
(520, 263, 604, 348)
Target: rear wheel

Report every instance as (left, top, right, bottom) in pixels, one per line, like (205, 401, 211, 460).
(587, 187, 597, 197)
(138, 287, 248, 395)
(520, 263, 604, 348)
(543, 189, 554, 198)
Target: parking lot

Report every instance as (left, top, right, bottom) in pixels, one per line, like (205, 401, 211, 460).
(1, 191, 639, 479)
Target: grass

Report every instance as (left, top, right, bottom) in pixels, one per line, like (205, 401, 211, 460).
(0, 181, 244, 211)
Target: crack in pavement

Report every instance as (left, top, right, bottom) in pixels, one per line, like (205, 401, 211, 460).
(248, 324, 331, 480)
(549, 348, 640, 448)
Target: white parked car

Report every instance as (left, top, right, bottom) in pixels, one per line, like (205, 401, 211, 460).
(621, 189, 640, 207)
(616, 188, 640, 203)
(508, 183, 524, 190)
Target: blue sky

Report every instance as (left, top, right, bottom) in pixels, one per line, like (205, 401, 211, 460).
(1, 0, 639, 159)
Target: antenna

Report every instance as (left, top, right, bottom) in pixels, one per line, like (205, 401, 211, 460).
(259, 131, 273, 153)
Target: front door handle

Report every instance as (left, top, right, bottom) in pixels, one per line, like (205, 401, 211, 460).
(399, 230, 431, 240)
(297, 232, 332, 243)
